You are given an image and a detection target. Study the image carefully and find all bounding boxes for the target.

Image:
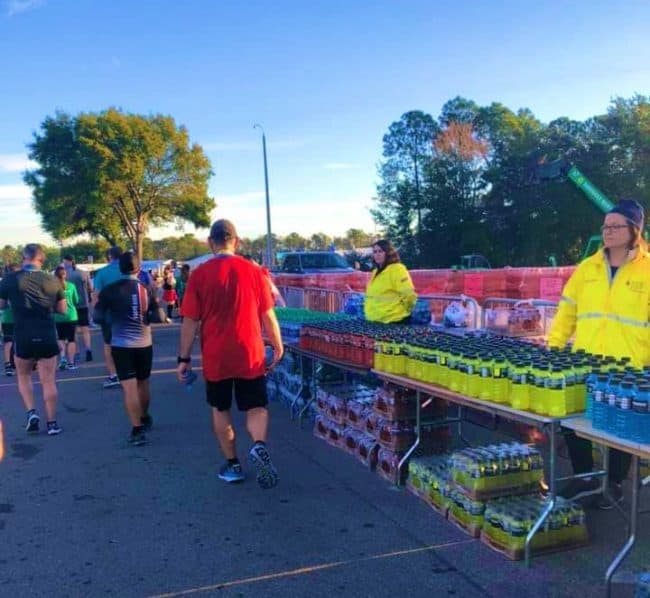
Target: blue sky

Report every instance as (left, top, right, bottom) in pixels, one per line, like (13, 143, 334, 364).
(1, 0, 649, 247)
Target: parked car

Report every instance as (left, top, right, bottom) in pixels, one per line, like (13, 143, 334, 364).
(279, 251, 354, 273)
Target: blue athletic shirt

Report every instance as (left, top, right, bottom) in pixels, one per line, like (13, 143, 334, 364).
(97, 276, 153, 348)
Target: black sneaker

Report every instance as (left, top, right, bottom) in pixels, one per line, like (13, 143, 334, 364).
(559, 477, 601, 501)
(47, 421, 63, 436)
(141, 414, 153, 431)
(248, 442, 278, 490)
(218, 462, 245, 483)
(26, 412, 40, 433)
(596, 483, 624, 510)
(85, 350, 93, 362)
(58, 358, 67, 371)
(4, 362, 14, 376)
(103, 375, 120, 389)
(128, 430, 147, 446)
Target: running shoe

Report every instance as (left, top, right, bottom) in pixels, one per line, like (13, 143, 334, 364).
(58, 358, 67, 371)
(141, 414, 153, 431)
(47, 421, 63, 436)
(128, 430, 147, 446)
(248, 442, 278, 489)
(4, 362, 14, 376)
(218, 462, 245, 483)
(67, 362, 78, 371)
(103, 375, 121, 389)
(26, 412, 40, 433)
(85, 350, 93, 362)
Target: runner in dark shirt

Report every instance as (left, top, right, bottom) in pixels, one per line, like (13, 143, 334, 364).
(0, 244, 67, 435)
(95, 252, 154, 446)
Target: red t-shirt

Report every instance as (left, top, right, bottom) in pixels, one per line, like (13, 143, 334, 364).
(181, 255, 274, 382)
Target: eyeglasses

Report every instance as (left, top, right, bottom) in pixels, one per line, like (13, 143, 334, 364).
(601, 224, 628, 233)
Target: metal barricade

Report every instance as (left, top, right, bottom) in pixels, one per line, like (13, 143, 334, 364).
(280, 286, 306, 309)
(304, 287, 344, 313)
(419, 294, 481, 329)
(482, 297, 558, 338)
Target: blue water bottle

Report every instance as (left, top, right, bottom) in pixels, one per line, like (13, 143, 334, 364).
(632, 383, 650, 443)
(614, 381, 635, 440)
(604, 376, 620, 432)
(183, 370, 197, 392)
(585, 369, 600, 419)
(592, 374, 610, 430)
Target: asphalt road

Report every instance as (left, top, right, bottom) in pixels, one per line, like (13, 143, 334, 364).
(0, 324, 647, 598)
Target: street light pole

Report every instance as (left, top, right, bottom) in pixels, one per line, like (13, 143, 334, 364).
(254, 124, 273, 267)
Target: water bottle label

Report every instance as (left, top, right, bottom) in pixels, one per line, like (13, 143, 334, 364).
(467, 365, 474, 375)
(594, 390, 604, 403)
(494, 368, 501, 377)
(481, 367, 490, 377)
(607, 393, 617, 406)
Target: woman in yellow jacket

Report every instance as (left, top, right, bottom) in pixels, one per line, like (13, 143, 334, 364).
(364, 239, 417, 324)
(549, 199, 649, 508)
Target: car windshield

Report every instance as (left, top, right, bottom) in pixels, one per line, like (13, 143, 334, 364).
(300, 253, 349, 269)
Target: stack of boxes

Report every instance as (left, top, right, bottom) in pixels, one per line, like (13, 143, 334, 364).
(407, 442, 589, 559)
(313, 383, 449, 484)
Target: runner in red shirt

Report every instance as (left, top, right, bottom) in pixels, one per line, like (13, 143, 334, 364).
(177, 219, 283, 488)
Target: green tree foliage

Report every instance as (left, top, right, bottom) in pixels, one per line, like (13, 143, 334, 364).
(372, 111, 438, 265)
(25, 109, 215, 260)
(374, 95, 650, 267)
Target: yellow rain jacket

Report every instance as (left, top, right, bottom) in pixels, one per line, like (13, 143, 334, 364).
(548, 247, 650, 366)
(364, 263, 417, 324)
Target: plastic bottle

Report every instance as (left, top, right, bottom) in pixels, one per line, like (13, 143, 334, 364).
(508, 361, 526, 409)
(478, 352, 493, 402)
(585, 367, 600, 419)
(614, 381, 635, 440)
(592, 374, 610, 429)
(632, 383, 650, 444)
(605, 376, 622, 434)
(547, 364, 568, 417)
(492, 356, 509, 405)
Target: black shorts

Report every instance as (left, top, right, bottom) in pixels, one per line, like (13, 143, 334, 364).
(56, 322, 77, 343)
(101, 322, 112, 345)
(14, 336, 58, 360)
(205, 376, 268, 412)
(76, 307, 90, 327)
(1, 323, 14, 343)
(111, 346, 153, 381)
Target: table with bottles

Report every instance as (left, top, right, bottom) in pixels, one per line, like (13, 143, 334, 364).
(562, 417, 649, 598)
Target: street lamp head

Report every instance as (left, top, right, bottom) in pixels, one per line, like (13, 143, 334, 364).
(253, 123, 264, 133)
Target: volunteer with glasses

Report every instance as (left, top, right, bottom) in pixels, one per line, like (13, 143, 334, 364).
(364, 239, 417, 324)
(549, 199, 650, 508)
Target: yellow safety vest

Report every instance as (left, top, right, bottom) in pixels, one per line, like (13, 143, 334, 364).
(548, 248, 650, 366)
(364, 263, 417, 324)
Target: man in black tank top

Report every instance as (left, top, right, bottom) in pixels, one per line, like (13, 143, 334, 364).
(96, 252, 154, 446)
(0, 244, 67, 435)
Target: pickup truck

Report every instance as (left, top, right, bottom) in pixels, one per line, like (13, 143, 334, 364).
(279, 251, 354, 273)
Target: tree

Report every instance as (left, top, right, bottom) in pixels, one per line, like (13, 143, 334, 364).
(282, 232, 308, 250)
(345, 228, 373, 249)
(309, 232, 332, 250)
(25, 108, 215, 260)
(374, 111, 438, 264)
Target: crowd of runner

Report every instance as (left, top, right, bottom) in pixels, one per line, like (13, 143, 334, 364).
(0, 219, 283, 489)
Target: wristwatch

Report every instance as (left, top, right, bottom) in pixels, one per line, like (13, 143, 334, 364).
(177, 356, 191, 364)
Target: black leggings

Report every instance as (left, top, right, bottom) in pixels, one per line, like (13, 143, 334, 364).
(167, 303, 174, 319)
(564, 431, 631, 484)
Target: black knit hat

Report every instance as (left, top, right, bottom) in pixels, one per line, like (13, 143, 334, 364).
(609, 199, 645, 230)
